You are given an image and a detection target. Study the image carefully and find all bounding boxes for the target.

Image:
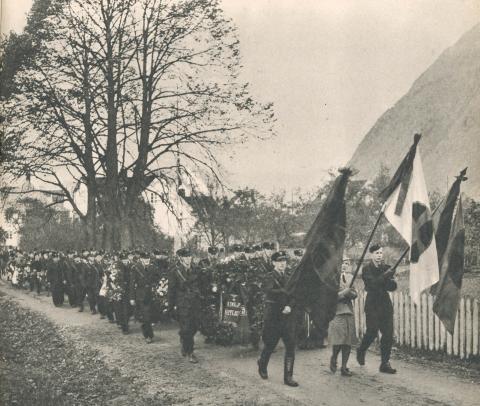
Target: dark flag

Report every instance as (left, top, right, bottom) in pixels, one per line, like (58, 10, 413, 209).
(286, 168, 352, 327)
(432, 168, 467, 334)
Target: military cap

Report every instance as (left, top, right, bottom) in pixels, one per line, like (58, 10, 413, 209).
(271, 250, 288, 262)
(262, 242, 272, 249)
(119, 252, 128, 260)
(208, 246, 219, 255)
(244, 246, 254, 254)
(293, 249, 304, 257)
(176, 247, 192, 257)
(198, 258, 210, 268)
(253, 245, 262, 252)
(369, 243, 382, 253)
(140, 251, 149, 259)
(51, 252, 59, 258)
(219, 247, 225, 253)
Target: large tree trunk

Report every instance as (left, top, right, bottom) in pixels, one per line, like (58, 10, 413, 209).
(85, 191, 97, 248)
(119, 217, 134, 250)
(104, 214, 120, 251)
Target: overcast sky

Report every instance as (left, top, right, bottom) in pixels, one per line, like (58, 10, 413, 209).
(2, 0, 480, 193)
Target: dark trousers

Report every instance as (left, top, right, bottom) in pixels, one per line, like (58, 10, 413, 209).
(358, 298, 394, 364)
(138, 302, 153, 339)
(65, 284, 77, 306)
(98, 296, 108, 316)
(178, 308, 200, 354)
(29, 275, 36, 292)
(76, 287, 86, 309)
(106, 300, 115, 322)
(30, 275, 42, 294)
(86, 287, 97, 312)
(262, 306, 297, 358)
(51, 283, 64, 306)
(114, 299, 130, 332)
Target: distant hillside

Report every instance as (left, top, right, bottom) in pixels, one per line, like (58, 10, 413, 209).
(349, 23, 480, 198)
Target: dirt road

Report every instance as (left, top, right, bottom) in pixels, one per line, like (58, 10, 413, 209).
(1, 280, 478, 406)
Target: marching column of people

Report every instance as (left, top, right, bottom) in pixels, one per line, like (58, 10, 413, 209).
(0, 241, 398, 385)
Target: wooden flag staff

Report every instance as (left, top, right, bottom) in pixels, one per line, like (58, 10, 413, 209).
(349, 206, 385, 287)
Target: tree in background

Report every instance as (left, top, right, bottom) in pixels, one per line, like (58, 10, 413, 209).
(4, 197, 170, 252)
(2, 0, 274, 250)
(464, 197, 480, 270)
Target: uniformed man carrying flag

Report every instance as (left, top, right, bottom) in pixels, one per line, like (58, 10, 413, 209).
(257, 250, 299, 387)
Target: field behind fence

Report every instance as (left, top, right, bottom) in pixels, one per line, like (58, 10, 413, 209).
(353, 291, 480, 359)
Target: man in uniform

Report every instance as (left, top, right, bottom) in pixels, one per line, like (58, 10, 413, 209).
(63, 250, 78, 307)
(85, 251, 100, 314)
(112, 252, 132, 334)
(95, 251, 108, 319)
(30, 251, 43, 294)
(130, 252, 157, 343)
(47, 252, 65, 306)
(168, 248, 202, 363)
(75, 251, 87, 311)
(257, 251, 299, 387)
(41, 251, 52, 296)
(356, 243, 397, 374)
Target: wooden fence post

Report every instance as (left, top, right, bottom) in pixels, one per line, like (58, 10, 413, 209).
(459, 298, 465, 359)
(453, 308, 460, 356)
(421, 294, 428, 349)
(416, 301, 422, 348)
(399, 293, 405, 346)
(466, 298, 472, 359)
(473, 299, 479, 356)
(428, 294, 434, 351)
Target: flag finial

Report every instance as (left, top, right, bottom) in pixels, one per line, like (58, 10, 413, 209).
(338, 167, 354, 177)
(457, 167, 468, 181)
(413, 133, 422, 145)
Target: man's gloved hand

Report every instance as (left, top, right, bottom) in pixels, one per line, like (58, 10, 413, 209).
(282, 305, 292, 315)
(384, 268, 396, 278)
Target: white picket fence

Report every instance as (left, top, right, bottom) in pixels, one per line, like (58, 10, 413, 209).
(353, 291, 480, 359)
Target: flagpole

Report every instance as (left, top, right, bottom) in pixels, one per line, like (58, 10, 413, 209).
(349, 207, 384, 287)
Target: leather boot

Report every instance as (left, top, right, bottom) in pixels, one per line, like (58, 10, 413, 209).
(379, 362, 397, 374)
(356, 348, 366, 366)
(284, 357, 299, 387)
(257, 350, 270, 379)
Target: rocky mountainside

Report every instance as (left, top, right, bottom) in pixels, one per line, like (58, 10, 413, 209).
(349, 23, 480, 198)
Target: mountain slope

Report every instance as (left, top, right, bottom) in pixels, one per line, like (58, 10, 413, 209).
(348, 23, 480, 198)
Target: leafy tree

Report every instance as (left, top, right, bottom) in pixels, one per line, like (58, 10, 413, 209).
(0, 227, 8, 245)
(464, 197, 480, 269)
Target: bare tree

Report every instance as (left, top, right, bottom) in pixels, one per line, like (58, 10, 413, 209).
(2, 0, 274, 249)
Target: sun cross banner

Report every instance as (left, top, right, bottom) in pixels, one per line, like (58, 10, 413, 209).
(380, 134, 439, 304)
